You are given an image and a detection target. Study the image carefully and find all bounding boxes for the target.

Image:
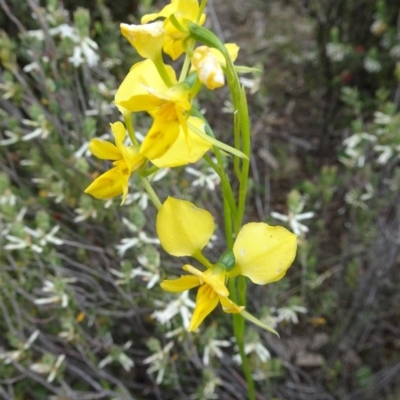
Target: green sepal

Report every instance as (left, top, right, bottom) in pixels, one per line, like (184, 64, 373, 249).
(240, 310, 280, 337)
(235, 66, 260, 74)
(216, 249, 236, 272)
(187, 23, 226, 54)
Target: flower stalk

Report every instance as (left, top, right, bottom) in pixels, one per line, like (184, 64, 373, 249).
(82, 2, 298, 398)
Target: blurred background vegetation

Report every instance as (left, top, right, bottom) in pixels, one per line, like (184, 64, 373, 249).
(0, 0, 399, 399)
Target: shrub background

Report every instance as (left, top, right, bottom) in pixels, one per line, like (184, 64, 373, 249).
(0, 0, 399, 399)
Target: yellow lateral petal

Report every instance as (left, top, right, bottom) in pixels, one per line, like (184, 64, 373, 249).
(231, 223, 297, 284)
(156, 197, 214, 257)
(151, 117, 211, 168)
(160, 275, 200, 292)
(219, 295, 244, 314)
(88, 139, 121, 160)
(183, 265, 229, 297)
(188, 284, 219, 331)
(84, 167, 125, 199)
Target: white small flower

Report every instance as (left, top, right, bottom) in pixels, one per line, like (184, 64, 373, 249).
(239, 76, 260, 94)
(98, 340, 134, 372)
(34, 277, 76, 308)
(31, 354, 66, 383)
(74, 206, 97, 222)
(370, 20, 386, 35)
(116, 218, 159, 257)
(22, 118, 50, 141)
(0, 130, 19, 146)
(373, 111, 392, 125)
(203, 339, 230, 366)
(343, 132, 376, 149)
(271, 210, 314, 236)
(273, 305, 307, 324)
(143, 341, 173, 385)
(5, 225, 63, 253)
(186, 166, 221, 191)
(124, 191, 149, 209)
(326, 42, 346, 62)
(151, 167, 169, 182)
(0, 330, 40, 364)
(46, 23, 99, 67)
(152, 291, 195, 329)
(233, 341, 271, 365)
(374, 144, 393, 164)
(345, 184, 374, 210)
(364, 57, 382, 73)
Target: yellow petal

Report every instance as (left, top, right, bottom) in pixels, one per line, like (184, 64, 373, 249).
(230, 223, 297, 284)
(142, 0, 202, 25)
(120, 21, 164, 60)
(219, 296, 244, 314)
(210, 43, 240, 67)
(110, 122, 145, 174)
(149, 83, 192, 112)
(84, 166, 126, 199)
(156, 197, 214, 257)
(183, 265, 229, 297)
(141, 0, 205, 60)
(141, 2, 177, 24)
(88, 139, 121, 160)
(115, 60, 176, 112)
(162, 35, 186, 61)
(110, 121, 126, 144)
(140, 119, 180, 160)
(188, 283, 219, 331)
(151, 117, 211, 168)
(160, 275, 200, 292)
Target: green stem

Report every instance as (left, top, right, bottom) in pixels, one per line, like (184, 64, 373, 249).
(203, 154, 237, 218)
(141, 165, 160, 177)
(236, 87, 251, 230)
(197, 0, 208, 23)
(193, 251, 213, 269)
(124, 112, 138, 146)
(179, 43, 195, 82)
(223, 196, 233, 249)
(139, 176, 162, 210)
(153, 53, 174, 87)
(222, 35, 254, 400)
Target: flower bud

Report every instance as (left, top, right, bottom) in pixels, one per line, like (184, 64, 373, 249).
(192, 46, 224, 90)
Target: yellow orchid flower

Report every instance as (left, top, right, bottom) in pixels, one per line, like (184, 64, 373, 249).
(115, 59, 198, 160)
(161, 264, 244, 331)
(157, 197, 297, 331)
(84, 122, 145, 204)
(141, 0, 206, 60)
(85, 119, 211, 204)
(191, 44, 240, 90)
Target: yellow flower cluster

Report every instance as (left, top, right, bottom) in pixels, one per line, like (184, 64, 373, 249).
(83, 0, 298, 332)
(85, 0, 238, 204)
